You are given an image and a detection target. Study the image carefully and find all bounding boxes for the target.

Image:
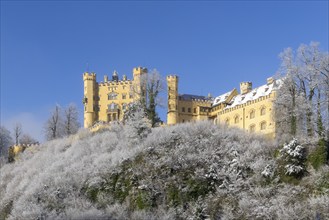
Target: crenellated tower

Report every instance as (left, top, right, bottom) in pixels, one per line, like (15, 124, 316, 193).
(132, 67, 148, 104)
(83, 72, 98, 128)
(167, 75, 179, 125)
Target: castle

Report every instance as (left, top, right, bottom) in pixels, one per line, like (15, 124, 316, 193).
(83, 67, 281, 138)
(83, 67, 147, 128)
(167, 75, 281, 138)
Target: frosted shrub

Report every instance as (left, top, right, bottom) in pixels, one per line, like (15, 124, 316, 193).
(261, 164, 275, 178)
(279, 138, 306, 177)
(123, 102, 151, 142)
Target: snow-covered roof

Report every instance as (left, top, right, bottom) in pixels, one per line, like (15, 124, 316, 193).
(212, 90, 234, 106)
(225, 79, 282, 109)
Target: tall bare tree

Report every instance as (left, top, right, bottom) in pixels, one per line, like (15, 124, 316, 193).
(13, 123, 22, 145)
(0, 126, 13, 158)
(63, 104, 80, 136)
(135, 69, 164, 127)
(44, 105, 63, 141)
(275, 42, 329, 141)
(145, 69, 164, 127)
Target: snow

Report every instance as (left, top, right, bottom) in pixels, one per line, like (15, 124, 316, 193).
(212, 90, 234, 106)
(225, 79, 283, 109)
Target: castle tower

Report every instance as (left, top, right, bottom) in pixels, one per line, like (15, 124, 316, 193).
(132, 67, 148, 103)
(83, 72, 97, 128)
(167, 75, 179, 125)
(240, 82, 252, 94)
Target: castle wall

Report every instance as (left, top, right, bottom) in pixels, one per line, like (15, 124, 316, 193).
(98, 80, 134, 122)
(176, 100, 211, 123)
(217, 92, 276, 138)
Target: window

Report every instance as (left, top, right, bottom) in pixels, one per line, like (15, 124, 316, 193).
(188, 108, 191, 113)
(182, 107, 185, 112)
(108, 103, 118, 110)
(193, 108, 196, 113)
(260, 121, 266, 130)
(225, 118, 230, 125)
(129, 93, 133, 99)
(249, 124, 256, 133)
(234, 115, 239, 124)
(250, 110, 255, 119)
(122, 94, 126, 99)
(261, 107, 266, 116)
(108, 92, 117, 100)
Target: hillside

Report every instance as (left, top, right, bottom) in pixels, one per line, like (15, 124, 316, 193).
(0, 120, 328, 220)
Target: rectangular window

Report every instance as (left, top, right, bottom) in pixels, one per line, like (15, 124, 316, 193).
(182, 107, 185, 112)
(194, 108, 196, 113)
(188, 108, 191, 113)
(122, 94, 126, 99)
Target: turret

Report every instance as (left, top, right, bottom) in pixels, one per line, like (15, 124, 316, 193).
(132, 67, 148, 102)
(104, 75, 108, 83)
(83, 72, 97, 128)
(112, 70, 119, 82)
(240, 82, 252, 94)
(167, 75, 179, 125)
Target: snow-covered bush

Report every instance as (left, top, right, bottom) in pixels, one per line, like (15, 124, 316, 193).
(279, 138, 306, 177)
(0, 121, 327, 219)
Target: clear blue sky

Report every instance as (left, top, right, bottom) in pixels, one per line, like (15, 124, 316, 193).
(1, 1, 328, 141)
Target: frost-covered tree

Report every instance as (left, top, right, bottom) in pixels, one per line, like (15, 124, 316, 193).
(13, 123, 22, 145)
(19, 134, 38, 145)
(44, 105, 63, 140)
(63, 104, 80, 136)
(123, 102, 151, 141)
(0, 126, 13, 158)
(275, 42, 329, 141)
(135, 69, 164, 127)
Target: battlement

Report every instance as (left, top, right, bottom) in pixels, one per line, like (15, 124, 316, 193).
(83, 72, 96, 81)
(98, 80, 133, 86)
(167, 75, 179, 80)
(133, 67, 148, 75)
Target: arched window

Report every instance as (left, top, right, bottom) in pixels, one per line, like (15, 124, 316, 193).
(260, 121, 267, 130)
(249, 124, 256, 133)
(250, 109, 255, 119)
(225, 118, 230, 125)
(234, 115, 239, 124)
(260, 107, 266, 116)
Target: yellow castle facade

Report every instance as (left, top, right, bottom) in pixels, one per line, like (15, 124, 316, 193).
(83, 67, 147, 128)
(83, 66, 280, 138)
(167, 75, 281, 138)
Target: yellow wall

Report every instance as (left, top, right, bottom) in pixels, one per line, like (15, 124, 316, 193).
(217, 93, 276, 138)
(167, 76, 278, 138)
(177, 100, 211, 123)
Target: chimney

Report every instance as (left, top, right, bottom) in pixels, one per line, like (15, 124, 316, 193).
(240, 82, 252, 94)
(267, 77, 274, 85)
